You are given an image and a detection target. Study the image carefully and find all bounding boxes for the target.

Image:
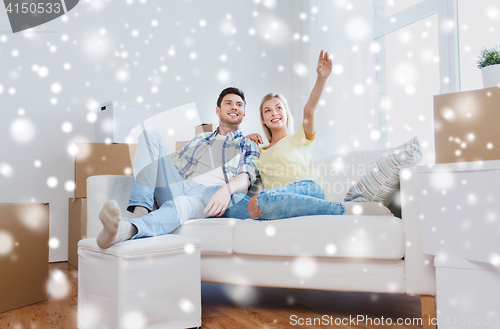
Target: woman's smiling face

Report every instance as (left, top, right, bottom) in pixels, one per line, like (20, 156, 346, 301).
(261, 98, 287, 131)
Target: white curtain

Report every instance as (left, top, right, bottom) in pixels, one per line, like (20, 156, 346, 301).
(292, 0, 380, 156)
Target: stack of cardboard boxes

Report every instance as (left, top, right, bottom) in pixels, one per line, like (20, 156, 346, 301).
(68, 101, 151, 268)
(0, 203, 49, 313)
(68, 143, 137, 268)
(428, 86, 500, 328)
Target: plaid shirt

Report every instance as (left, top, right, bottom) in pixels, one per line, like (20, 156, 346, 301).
(171, 128, 260, 184)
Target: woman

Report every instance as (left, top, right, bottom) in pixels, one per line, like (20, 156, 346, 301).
(243, 50, 348, 219)
(245, 50, 388, 220)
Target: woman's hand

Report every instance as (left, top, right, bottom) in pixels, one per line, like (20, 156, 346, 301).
(246, 133, 263, 145)
(303, 49, 332, 140)
(316, 50, 332, 79)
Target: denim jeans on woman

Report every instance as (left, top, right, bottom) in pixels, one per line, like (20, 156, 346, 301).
(202, 180, 345, 220)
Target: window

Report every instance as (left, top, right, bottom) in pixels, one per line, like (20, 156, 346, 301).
(374, 0, 459, 164)
(385, 15, 440, 164)
(385, 0, 424, 17)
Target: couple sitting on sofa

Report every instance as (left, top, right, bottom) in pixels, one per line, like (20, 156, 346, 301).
(97, 50, 390, 249)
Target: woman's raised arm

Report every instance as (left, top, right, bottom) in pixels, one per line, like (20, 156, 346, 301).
(303, 50, 332, 140)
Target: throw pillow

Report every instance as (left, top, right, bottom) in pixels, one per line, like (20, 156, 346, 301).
(344, 136, 423, 206)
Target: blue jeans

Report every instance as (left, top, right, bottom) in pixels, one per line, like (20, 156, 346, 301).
(202, 186, 251, 219)
(127, 130, 210, 239)
(202, 180, 345, 220)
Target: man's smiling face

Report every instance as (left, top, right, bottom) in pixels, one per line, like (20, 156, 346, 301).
(216, 93, 245, 125)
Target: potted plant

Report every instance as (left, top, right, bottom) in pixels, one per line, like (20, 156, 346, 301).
(477, 45, 500, 88)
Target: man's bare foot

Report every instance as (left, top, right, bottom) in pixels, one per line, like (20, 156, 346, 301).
(97, 200, 122, 249)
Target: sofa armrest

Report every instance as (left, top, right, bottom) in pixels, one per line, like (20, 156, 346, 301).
(86, 175, 134, 239)
(400, 167, 436, 296)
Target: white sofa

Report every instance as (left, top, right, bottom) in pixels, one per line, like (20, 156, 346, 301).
(85, 149, 436, 320)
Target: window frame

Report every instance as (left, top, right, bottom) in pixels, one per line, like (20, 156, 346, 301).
(374, 0, 460, 94)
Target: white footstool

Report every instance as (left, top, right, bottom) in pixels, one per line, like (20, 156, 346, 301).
(78, 234, 201, 329)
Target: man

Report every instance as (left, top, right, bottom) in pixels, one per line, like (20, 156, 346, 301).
(97, 87, 259, 249)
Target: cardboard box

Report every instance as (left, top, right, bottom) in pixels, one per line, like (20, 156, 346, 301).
(195, 123, 215, 136)
(434, 86, 500, 164)
(75, 143, 137, 198)
(96, 101, 154, 143)
(0, 203, 49, 313)
(68, 198, 87, 268)
(176, 141, 189, 151)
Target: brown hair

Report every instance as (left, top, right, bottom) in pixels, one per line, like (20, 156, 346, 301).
(259, 93, 294, 142)
(217, 87, 246, 108)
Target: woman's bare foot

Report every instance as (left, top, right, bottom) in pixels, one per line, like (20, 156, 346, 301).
(247, 194, 263, 219)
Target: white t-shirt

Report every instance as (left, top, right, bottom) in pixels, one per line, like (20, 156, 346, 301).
(188, 135, 226, 186)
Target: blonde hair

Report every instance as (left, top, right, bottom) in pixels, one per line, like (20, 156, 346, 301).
(259, 93, 294, 143)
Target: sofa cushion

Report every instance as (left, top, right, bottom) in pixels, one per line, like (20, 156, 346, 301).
(345, 136, 423, 206)
(232, 215, 405, 260)
(172, 218, 239, 255)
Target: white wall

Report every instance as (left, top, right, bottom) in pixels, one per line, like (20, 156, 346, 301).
(458, 0, 500, 92)
(291, 0, 380, 156)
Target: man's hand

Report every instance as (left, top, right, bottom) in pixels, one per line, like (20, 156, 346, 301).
(316, 50, 332, 79)
(203, 184, 231, 217)
(203, 173, 251, 217)
(246, 133, 264, 145)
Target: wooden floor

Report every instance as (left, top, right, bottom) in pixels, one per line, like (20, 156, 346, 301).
(0, 262, 424, 328)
